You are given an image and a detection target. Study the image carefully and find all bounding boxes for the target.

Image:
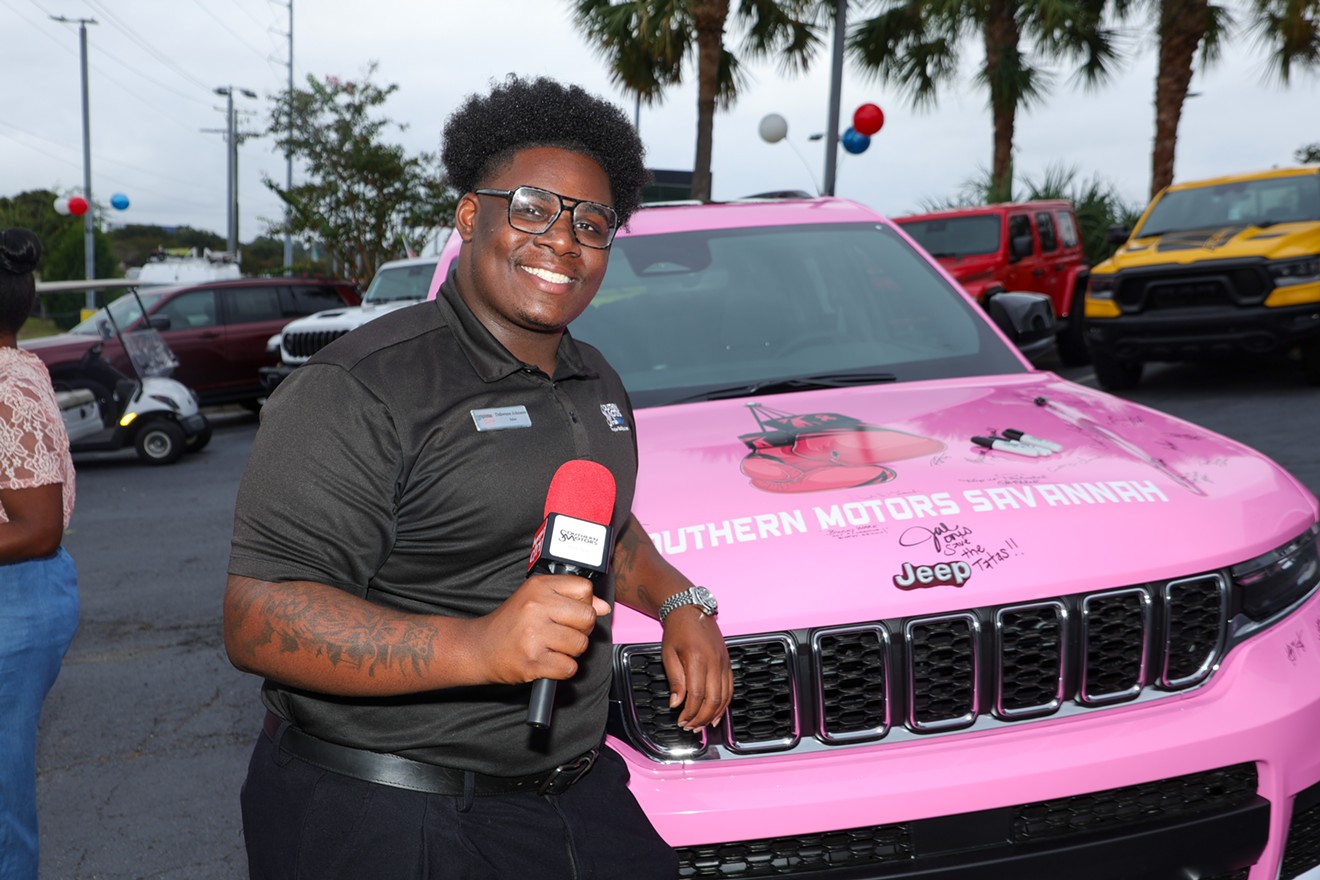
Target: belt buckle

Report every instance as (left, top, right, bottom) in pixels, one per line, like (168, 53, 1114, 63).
(537, 748, 598, 795)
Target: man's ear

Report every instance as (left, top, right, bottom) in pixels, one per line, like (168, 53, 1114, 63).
(454, 192, 481, 243)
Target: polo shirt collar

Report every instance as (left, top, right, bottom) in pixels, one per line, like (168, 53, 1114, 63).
(435, 272, 596, 383)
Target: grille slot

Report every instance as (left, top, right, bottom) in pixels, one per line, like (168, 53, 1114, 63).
(813, 625, 889, 743)
(1281, 796, 1320, 879)
(1013, 763, 1258, 842)
(996, 601, 1067, 718)
(676, 823, 913, 878)
(617, 576, 1230, 761)
(1080, 588, 1150, 704)
(1162, 576, 1227, 687)
(725, 636, 798, 753)
(907, 614, 978, 731)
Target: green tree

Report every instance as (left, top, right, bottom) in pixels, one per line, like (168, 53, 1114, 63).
(848, 0, 1123, 202)
(572, 0, 824, 202)
(1298, 142, 1320, 163)
(264, 63, 457, 284)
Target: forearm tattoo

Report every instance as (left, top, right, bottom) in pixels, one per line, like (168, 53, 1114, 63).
(232, 581, 438, 680)
(613, 523, 662, 613)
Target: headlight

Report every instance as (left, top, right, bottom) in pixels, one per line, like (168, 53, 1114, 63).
(1269, 255, 1320, 287)
(1087, 275, 1116, 299)
(1232, 523, 1320, 620)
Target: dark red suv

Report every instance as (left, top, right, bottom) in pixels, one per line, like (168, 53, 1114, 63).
(23, 276, 360, 407)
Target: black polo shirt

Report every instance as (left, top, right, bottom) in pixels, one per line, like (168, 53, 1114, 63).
(228, 276, 638, 775)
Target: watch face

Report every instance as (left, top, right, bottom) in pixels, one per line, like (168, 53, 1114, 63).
(694, 586, 718, 614)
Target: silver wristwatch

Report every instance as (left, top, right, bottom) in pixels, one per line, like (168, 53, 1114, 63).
(658, 585, 718, 623)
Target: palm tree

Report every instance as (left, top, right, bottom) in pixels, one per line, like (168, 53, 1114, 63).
(847, 0, 1124, 202)
(571, 0, 825, 202)
(1135, 0, 1318, 199)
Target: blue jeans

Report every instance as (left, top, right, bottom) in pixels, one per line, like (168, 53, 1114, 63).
(0, 548, 79, 880)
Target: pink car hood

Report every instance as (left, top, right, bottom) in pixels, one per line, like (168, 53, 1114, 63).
(616, 372, 1318, 640)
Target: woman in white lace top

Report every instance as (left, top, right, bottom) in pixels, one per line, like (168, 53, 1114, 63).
(0, 227, 80, 880)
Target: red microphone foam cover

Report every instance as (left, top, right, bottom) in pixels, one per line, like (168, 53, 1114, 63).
(544, 459, 617, 526)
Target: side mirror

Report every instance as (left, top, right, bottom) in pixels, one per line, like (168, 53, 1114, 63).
(1106, 225, 1130, 245)
(148, 315, 171, 331)
(1009, 234, 1034, 262)
(985, 291, 1057, 363)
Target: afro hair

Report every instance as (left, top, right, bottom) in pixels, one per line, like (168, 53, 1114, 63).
(441, 76, 649, 225)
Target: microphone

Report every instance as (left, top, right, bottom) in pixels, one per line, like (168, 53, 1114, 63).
(526, 459, 617, 729)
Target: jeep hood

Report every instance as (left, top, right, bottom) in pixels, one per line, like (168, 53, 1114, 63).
(616, 373, 1318, 639)
(19, 332, 101, 364)
(1110, 220, 1318, 267)
(283, 300, 421, 332)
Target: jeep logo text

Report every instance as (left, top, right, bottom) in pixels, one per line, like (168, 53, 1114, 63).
(894, 561, 972, 590)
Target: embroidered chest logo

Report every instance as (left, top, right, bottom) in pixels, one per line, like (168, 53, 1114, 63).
(600, 403, 631, 433)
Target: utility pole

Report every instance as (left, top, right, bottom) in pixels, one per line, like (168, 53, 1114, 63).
(283, 0, 294, 271)
(52, 15, 98, 307)
(214, 86, 257, 255)
(822, 0, 847, 197)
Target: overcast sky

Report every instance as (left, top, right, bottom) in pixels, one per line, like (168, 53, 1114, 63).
(4, 0, 1317, 258)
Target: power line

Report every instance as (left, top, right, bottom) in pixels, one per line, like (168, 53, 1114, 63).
(189, 0, 272, 63)
(82, 0, 213, 93)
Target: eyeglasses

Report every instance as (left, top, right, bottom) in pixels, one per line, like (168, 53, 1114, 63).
(474, 185, 619, 250)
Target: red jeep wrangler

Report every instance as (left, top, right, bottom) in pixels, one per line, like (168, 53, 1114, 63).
(894, 200, 1091, 364)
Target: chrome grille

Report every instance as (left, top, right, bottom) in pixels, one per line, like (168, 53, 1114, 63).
(616, 577, 1229, 761)
(283, 329, 349, 359)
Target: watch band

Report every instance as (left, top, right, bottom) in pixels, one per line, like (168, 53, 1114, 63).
(658, 585, 717, 623)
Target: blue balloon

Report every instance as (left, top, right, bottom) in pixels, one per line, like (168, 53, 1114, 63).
(110, 193, 130, 210)
(841, 127, 871, 155)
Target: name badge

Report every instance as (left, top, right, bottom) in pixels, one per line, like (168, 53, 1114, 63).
(471, 406, 532, 432)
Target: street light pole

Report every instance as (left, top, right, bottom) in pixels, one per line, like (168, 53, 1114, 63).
(52, 15, 98, 306)
(822, 0, 847, 197)
(214, 86, 258, 255)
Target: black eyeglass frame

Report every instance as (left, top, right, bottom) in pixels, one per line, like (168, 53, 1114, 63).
(474, 186, 619, 249)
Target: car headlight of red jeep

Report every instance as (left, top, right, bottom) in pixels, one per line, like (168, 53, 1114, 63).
(1233, 522, 1320, 621)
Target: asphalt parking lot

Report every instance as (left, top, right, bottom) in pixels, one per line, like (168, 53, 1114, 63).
(33, 355, 1320, 880)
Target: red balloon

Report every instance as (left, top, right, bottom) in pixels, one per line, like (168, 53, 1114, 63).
(853, 103, 885, 136)
(68, 196, 89, 216)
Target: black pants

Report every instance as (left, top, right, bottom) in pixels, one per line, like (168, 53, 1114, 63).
(240, 729, 679, 880)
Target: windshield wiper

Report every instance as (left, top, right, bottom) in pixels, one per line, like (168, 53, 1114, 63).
(671, 371, 899, 404)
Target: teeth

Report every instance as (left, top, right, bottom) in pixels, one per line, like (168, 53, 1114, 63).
(523, 265, 571, 284)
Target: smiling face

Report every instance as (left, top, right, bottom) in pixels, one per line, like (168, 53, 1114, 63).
(453, 146, 614, 370)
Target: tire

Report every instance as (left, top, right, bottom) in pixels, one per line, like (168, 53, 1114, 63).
(1091, 349, 1143, 391)
(1055, 287, 1091, 367)
(134, 419, 186, 465)
(185, 422, 212, 453)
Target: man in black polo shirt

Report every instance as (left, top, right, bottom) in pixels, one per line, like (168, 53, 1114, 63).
(223, 76, 732, 878)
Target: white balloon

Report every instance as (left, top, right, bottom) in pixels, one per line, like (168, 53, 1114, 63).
(759, 113, 788, 144)
(53, 197, 71, 215)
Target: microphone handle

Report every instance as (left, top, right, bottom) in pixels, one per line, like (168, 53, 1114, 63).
(527, 562, 589, 729)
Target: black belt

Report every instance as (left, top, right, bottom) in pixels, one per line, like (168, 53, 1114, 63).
(262, 711, 600, 796)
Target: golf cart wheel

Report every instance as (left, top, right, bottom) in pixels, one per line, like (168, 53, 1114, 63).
(185, 422, 212, 453)
(135, 419, 186, 465)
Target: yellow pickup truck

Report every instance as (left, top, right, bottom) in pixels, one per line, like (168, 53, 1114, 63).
(1084, 165, 1320, 388)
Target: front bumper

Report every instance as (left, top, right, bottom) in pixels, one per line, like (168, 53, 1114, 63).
(258, 363, 299, 394)
(1085, 302, 1320, 362)
(616, 589, 1320, 879)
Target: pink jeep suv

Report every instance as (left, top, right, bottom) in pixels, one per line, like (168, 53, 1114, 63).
(432, 196, 1320, 880)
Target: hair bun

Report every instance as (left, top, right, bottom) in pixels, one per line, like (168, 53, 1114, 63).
(0, 228, 43, 276)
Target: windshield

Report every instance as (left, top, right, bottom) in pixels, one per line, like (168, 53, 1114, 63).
(896, 215, 1001, 258)
(364, 261, 439, 303)
(69, 290, 170, 336)
(1138, 173, 1320, 236)
(568, 222, 1025, 408)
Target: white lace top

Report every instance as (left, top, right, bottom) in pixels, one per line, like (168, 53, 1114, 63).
(0, 347, 76, 528)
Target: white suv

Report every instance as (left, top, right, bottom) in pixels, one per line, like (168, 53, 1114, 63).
(260, 255, 443, 392)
